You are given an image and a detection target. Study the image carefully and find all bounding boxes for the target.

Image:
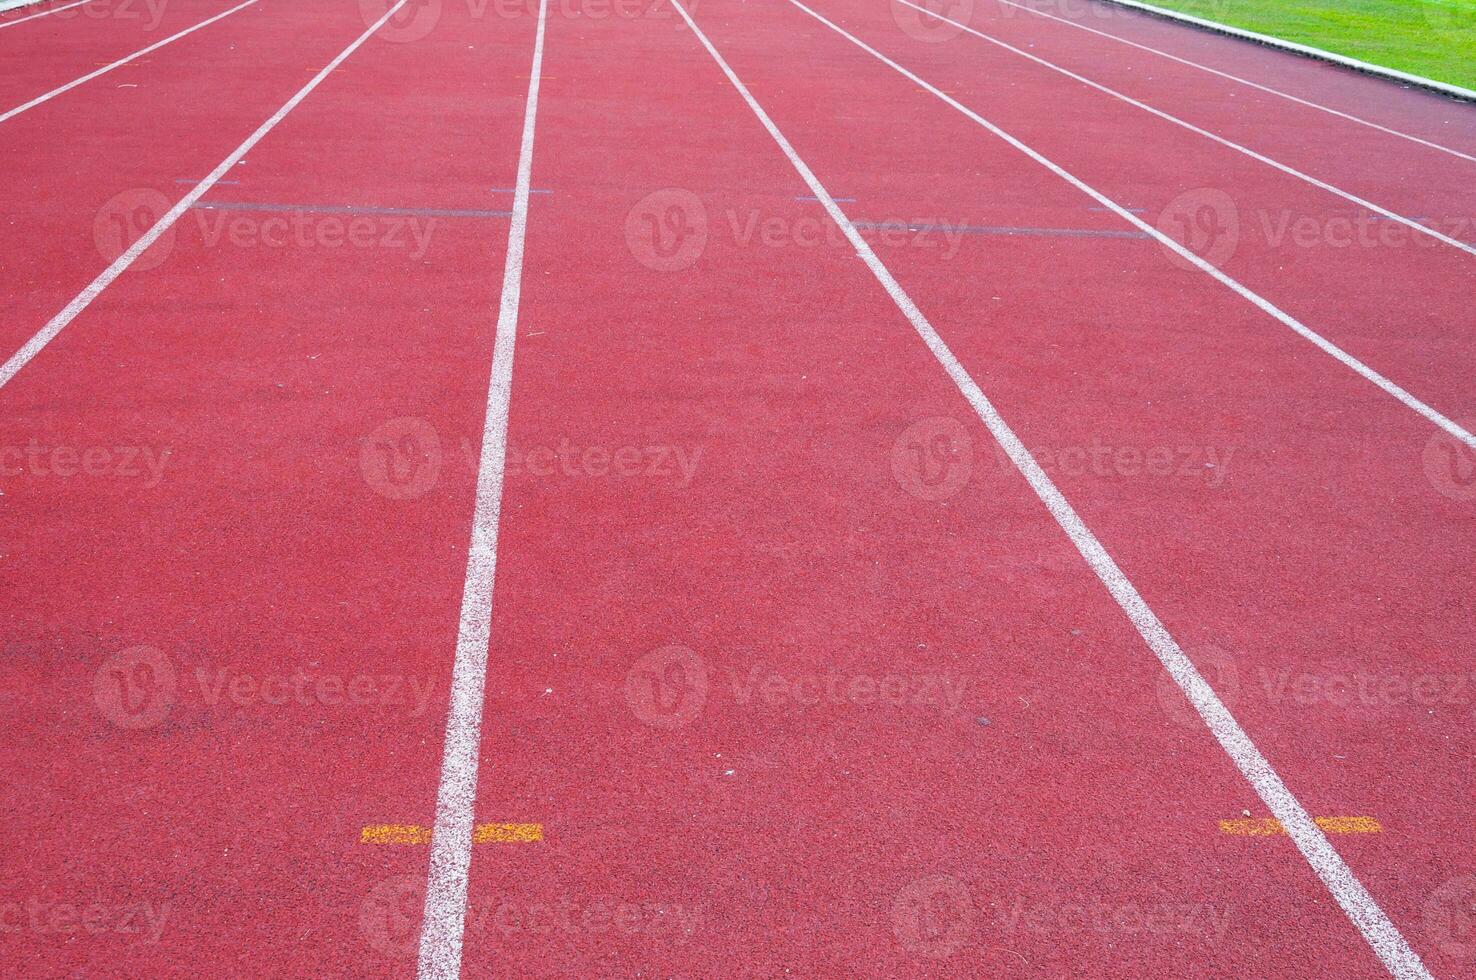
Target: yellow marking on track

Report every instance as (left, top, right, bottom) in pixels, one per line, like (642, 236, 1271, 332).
(360, 824, 432, 844)
(1219, 816, 1382, 836)
(473, 823, 544, 843)
(1315, 816, 1383, 834)
(360, 823, 543, 844)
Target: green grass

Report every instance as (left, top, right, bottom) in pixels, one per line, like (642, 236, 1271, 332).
(1132, 0, 1476, 91)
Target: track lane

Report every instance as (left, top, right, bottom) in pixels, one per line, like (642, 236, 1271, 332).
(1013, 0, 1476, 156)
(783, 0, 1476, 440)
(3, 0, 1470, 975)
(421, 2, 1411, 976)
(0, 0, 236, 109)
(977, 0, 1476, 164)
(0, 0, 96, 30)
(0, 2, 536, 975)
(0, 0, 377, 362)
(887, 0, 1476, 238)
(672, 0, 1476, 973)
(0, 0, 259, 127)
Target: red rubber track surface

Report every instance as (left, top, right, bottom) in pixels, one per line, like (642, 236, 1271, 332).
(2, 0, 529, 975)
(1, 0, 1472, 976)
(0, 0, 236, 108)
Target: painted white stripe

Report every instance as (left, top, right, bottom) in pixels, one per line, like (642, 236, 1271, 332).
(414, 0, 547, 976)
(0, 0, 257, 124)
(788, 0, 1476, 452)
(0, 0, 90, 28)
(990, 0, 1476, 165)
(898, 0, 1476, 258)
(0, 0, 407, 392)
(669, 1, 1432, 976)
(1095, 0, 1476, 103)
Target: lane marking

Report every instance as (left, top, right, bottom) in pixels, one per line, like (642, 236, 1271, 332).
(361, 823, 544, 844)
(471, 822, 543, 843)
(990, 0, 1476, 164)
(789, 0, 1476, 452)
(897, 0, 1476, 258)
(0, 0, 258, 125)
(852, 218, 1149, 239)
(415, 0, 547, 976)
(1222, 816, 1383, 835)
(670, 2, 1431, 976)
(0, 0, 91, 29)
(191, 200, 512, 218)
(0, 0, 412, 393)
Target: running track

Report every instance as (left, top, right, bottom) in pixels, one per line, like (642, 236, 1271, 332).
(1, 0, 1473, 975)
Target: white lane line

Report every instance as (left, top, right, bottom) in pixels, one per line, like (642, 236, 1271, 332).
(0, 0, 91, 29)
(896, 0, 1476, 258)
(788, 0, 1476, 452)
(414, 0, 547, 977)
(0, 0, 409, 392)
(668, 1, 1432, 976)
(990, 0, 1476, 165)
(0, 0, 257, 125)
